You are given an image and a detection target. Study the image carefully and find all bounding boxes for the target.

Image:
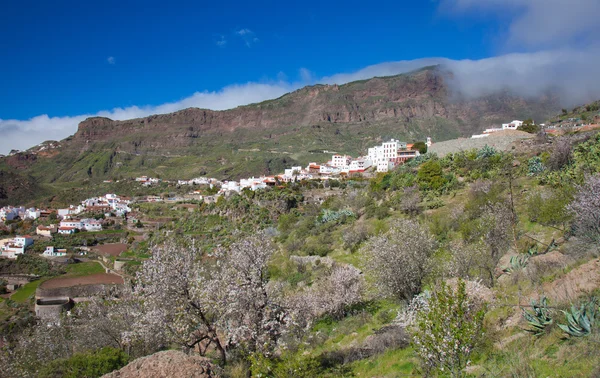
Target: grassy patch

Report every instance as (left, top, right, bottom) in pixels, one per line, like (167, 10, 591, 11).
(350, 347, 417, 376)
(65, 261, 105, 276)
(11, 279, 44, 303)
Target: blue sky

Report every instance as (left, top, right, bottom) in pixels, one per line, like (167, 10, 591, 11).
(1, 0, 600, 153)
(0, 0, 499, 119)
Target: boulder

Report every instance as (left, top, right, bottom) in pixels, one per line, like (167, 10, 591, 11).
(102, 350, 219, 378)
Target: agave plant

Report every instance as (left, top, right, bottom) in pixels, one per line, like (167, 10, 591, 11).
(522, 296, 553, 336)
(526, 245, 539, 256)
(558, 298, 598, 337)
(503, 255, 529, 274)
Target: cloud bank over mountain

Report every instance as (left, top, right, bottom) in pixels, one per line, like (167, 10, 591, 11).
(1, 0, 599, 154)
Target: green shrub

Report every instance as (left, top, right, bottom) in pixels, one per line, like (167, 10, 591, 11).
(38, 347, 129, 378)
(525, 187, 573, 226)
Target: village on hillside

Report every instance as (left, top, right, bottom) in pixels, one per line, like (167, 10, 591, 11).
(0, 136, 430, 322)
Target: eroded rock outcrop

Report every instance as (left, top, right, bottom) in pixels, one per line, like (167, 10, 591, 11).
(102, 350, 219, 378)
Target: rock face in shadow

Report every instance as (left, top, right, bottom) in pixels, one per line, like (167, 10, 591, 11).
(102, 350, 219, 378)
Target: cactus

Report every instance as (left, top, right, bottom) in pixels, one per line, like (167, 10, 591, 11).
(503, 255, 529, 274)
(522, 296, 553, 335)
(558, 298, 598, 337)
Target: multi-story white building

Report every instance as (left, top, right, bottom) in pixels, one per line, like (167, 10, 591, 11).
(368, 139, 416, 172)
(331, 155, 352, 169)
(1, 235, 33, 259)
(349, 157, 373, 172)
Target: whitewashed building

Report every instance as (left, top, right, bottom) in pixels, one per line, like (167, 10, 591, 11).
(1, 235, 33, 259)
(60, 219, 83, 229)
(349, 157, 373, 172)
(43, 246, 67, 257)
(0, 206, 24, 221)
(502, 120, 524, 130)
(331, 155, 352, 169)
(82, 219, 103, 232)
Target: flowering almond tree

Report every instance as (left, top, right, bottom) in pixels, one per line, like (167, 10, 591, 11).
(364, 219, 437, 301)
(135, 234, 291, 363)
(303, 264, 364, 320)
(209, 235, 289, 356)
(134, 239, 227, 364)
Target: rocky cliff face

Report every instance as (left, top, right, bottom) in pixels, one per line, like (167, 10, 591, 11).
(70, 68, 557, 153)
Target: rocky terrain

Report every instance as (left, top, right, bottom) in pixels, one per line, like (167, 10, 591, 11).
(102, 350, 218, 378)
(429, 130, 534, 157)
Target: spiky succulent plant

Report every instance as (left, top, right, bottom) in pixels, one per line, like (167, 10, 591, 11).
(558, 298, 598, 337)
(503, 255, 529, 274)
(522, 296, 553, 336)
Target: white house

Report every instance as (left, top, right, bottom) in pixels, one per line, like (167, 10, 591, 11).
(319, 165, 341, 175)
(60, 219, 83, 230)
(222, 181, 241, 193)
(43, 246, 67, 257)
(58, 227, 77, 235)
(1, 235, 33, 259)
(24, 208, 41, 220)
(502, 120, 524, 130)
(81, 219, 102, 232)
(283, 166, 304, 179)
(14, 236, 34, 248)
(377, 160, 394, 172)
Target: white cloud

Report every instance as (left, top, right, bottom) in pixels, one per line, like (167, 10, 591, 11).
(235, 28, 259, 47)
(215, 35, 227, 47)
(299, 68, 314, 83)
(107, 56, 116, 65)
(440, 0, 600, 48)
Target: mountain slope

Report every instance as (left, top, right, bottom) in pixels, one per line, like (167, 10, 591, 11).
(0, 67, 560, 205)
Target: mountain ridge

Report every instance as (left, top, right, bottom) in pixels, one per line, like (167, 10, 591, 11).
(0, 67, 562, 206)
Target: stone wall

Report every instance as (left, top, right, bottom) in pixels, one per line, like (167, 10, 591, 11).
(36, 283, 120, 299)
(35, 297, 73, 319)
